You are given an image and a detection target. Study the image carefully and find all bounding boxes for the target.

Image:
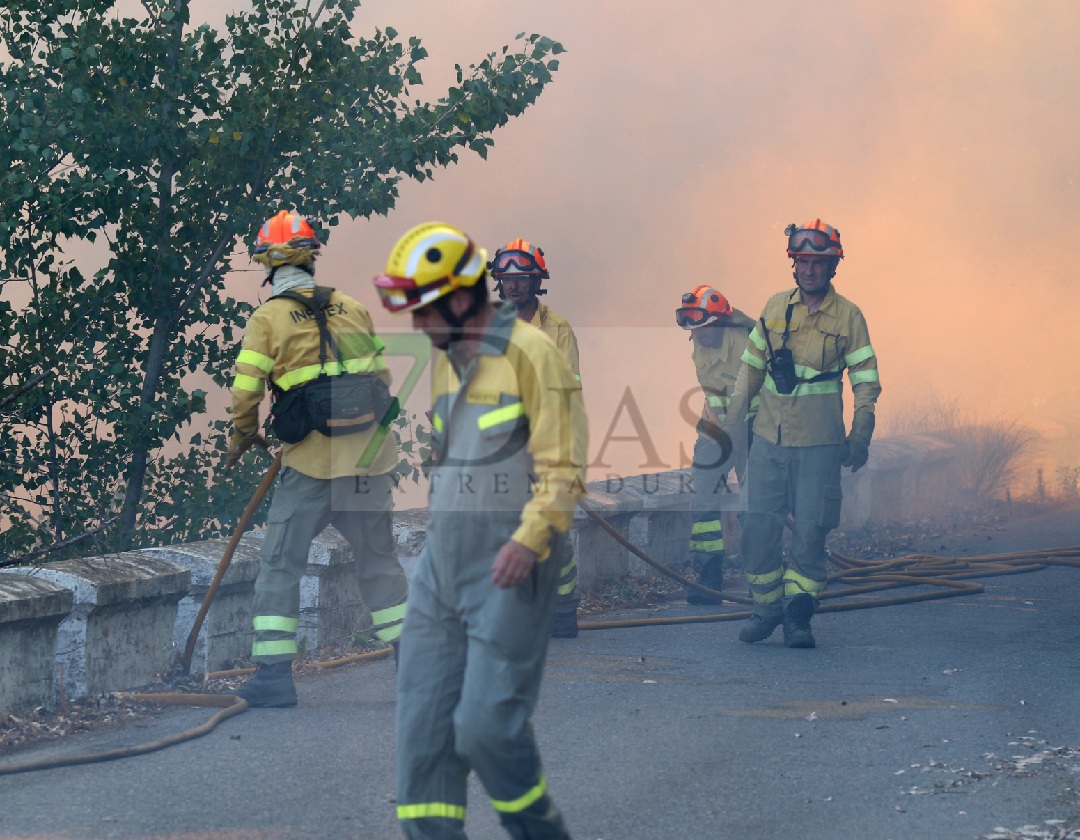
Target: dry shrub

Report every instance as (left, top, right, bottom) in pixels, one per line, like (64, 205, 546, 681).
(882, 394, 1038, 501)
(941, 420, 1039, 501)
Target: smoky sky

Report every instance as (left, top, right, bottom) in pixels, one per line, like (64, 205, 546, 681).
(23, 0, 1080, 475)
(255, 0, 1080, 432)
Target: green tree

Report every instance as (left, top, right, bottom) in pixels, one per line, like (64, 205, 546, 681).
(0, 0, 563, 561)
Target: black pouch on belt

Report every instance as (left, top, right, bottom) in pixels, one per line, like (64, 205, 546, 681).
(269, 286, 397, 442)
(307, 372, 393, 436)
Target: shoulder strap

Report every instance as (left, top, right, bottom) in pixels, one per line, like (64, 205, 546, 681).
(759, 316, 777, 362)
(781, 288, 799, 349)
(271, 285, 340, 366)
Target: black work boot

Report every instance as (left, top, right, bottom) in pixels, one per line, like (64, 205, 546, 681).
(783, 594, 817, 649)
(738, 612, 783, 643)
(551, 610, 579, 639)
(687, 556, 725, 605)
(233, 661, 297, 707)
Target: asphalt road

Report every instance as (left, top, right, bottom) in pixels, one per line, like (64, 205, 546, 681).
(1, 504, 1079, 840)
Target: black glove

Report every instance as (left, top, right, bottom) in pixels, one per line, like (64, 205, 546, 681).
(840, 408, 875, 472)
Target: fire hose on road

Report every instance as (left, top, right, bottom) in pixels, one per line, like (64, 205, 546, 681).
(3, 461, 1079, 775)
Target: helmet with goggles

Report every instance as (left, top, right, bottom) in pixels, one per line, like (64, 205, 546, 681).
(676, 285, 733, 330)
(784, 218, 843, 259)
(488, 238, 549, 300)
(372, 222, 488, 314)
(253, 210, 321, 268)
(489, 239, 549, 279)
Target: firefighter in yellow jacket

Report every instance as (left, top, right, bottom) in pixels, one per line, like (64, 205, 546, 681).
(373, 223, 588, 840)
(489, 238, 582, 638)
(675, 285, 755, 604)
(722, 219, 881, 649)
(225, 210, 408, 706)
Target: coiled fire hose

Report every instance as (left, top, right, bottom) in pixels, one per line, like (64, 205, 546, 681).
(4, 470, 1079, 774)
(578, 508, 1077, 629)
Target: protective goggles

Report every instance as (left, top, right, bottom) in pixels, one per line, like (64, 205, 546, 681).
(787, 228, 837, 253)
(372, 274, 450, 313)
(489, 249, 546, 277)
(675, 306, 717, 329)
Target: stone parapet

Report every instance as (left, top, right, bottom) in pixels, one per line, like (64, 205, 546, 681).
(0, 574, 74, 714)
(4, 554, 190, 701)
(0, 434, 958, 715)
(143, 537, 262, 674)
(840, 434, 958, 526)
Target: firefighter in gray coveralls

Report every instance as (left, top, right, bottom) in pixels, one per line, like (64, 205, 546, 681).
(373, 222, 589, 840)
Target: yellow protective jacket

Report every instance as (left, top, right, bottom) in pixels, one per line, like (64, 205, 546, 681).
(526, 302, 581, 381)
(725, 285, 881, 447)
(229, 287, 397, 479)
(691, 308, 757, 425)
(428, 303, 588, 562)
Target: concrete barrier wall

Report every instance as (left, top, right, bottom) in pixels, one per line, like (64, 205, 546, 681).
(0, 434, 956, 714)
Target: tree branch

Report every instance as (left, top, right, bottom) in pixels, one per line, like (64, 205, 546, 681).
(0, 516, 118, 569)
(0, 370, 54, 412)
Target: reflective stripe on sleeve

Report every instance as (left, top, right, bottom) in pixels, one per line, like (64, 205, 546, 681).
(232, 374, 265, 393)
(742, 348, 767, 370)
(845, 344, 876, 367)
(848, 369, 881, 385)
(237, 349, 275, 373)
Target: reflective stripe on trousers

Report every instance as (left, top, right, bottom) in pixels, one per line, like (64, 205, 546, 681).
(739, 436, 843, 615)
(551, 531, 579, 612)
(251, 468, 408, 663)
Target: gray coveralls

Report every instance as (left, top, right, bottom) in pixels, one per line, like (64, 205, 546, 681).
(396, 305, 579, 840)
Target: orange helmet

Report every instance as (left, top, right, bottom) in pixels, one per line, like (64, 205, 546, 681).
(676, 285, 732, 330)
(252, 210, 321, 268)
(785, 218, 843, 259)
(489, 238, 548, 300)
(488, 238, 549, 279)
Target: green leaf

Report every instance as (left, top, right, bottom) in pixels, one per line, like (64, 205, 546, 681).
(0, 0, 563, 555)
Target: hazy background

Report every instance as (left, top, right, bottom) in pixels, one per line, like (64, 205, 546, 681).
(106, 1, 1080, 497)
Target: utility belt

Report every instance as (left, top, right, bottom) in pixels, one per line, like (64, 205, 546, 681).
(268, 286, 397, 444)
(760, 293, 844, 396)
